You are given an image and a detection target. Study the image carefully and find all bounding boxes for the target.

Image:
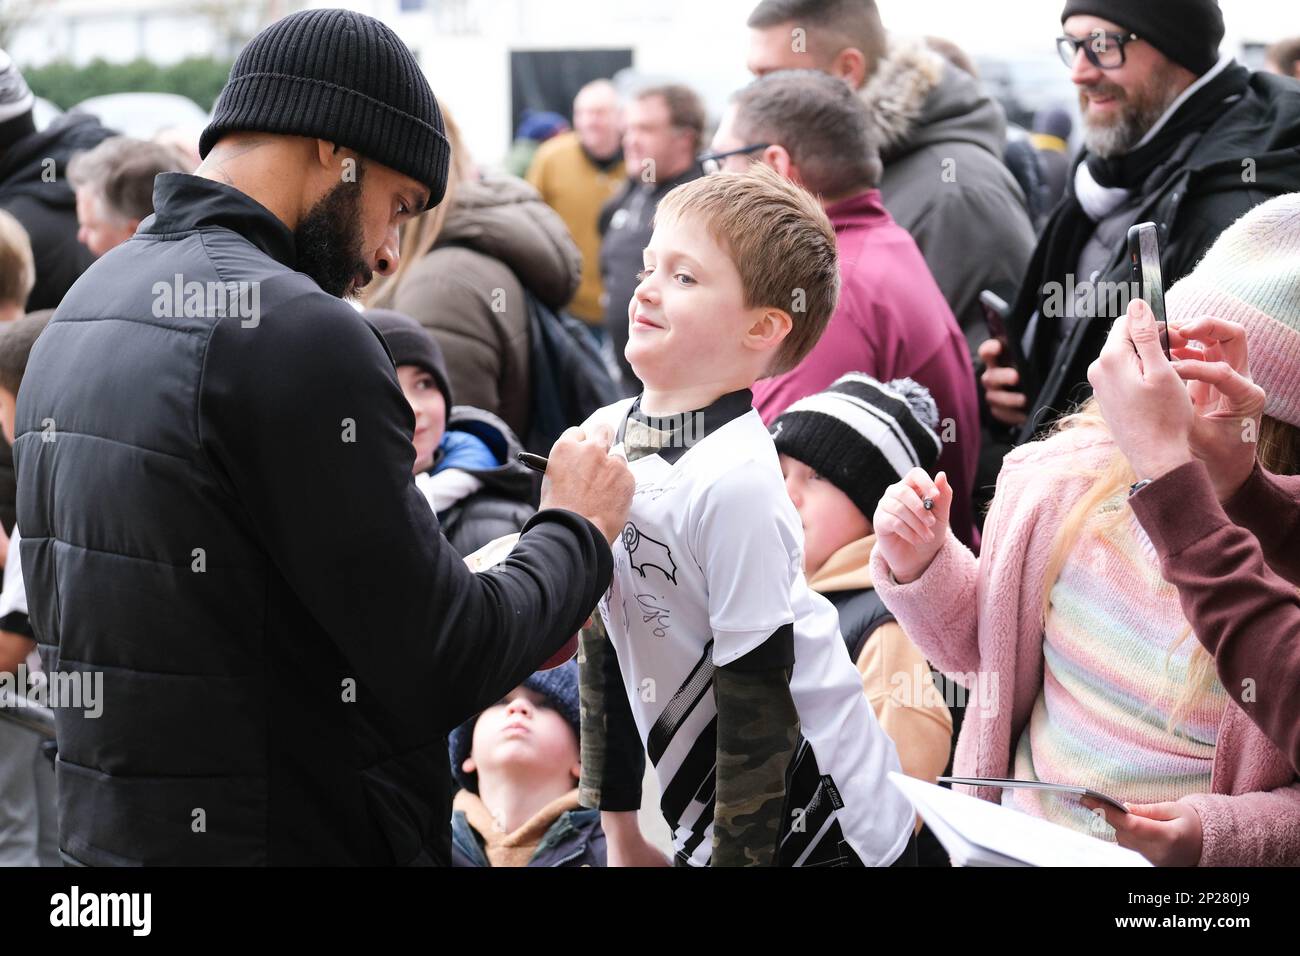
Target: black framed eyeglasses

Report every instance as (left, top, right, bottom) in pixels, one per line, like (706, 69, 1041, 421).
(1057, 30, 1140, 70)
(697, 143, 770, 175)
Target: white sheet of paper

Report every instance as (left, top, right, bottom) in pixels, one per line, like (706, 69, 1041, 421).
(889, 773, 1153, 867)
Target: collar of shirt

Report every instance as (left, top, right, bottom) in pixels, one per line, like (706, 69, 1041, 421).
(618, 388, 753, 464)
(143, 172, 297, 269)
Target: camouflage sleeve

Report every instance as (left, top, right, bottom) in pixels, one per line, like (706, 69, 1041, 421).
(577, 614, 646, 811)
(711, 624, 799, 867)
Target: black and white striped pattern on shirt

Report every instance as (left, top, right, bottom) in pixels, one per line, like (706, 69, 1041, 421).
(777, 738, 860, 867)
(644, 640, 719, 862)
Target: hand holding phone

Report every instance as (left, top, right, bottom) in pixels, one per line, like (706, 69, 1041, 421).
(979, 289, 1037, 422)
(979, 290, 1024, 381)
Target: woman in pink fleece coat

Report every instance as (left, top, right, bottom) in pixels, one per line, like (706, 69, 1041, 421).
(868, 199, 1300, 866)
(871, 419, 1300, 866)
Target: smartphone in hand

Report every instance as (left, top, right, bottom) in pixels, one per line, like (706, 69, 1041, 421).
(1126, 222, 1171, 360)
(980, 289, 1036, 398)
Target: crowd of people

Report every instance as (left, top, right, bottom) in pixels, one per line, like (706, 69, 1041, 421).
(0, 0, 1298, 868)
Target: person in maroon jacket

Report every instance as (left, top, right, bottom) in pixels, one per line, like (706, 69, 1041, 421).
(704, 69, 981, 549)
(1092, 291, 1294, 780)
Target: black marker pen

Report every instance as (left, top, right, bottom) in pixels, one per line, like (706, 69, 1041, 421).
(517, 452, 548, 474)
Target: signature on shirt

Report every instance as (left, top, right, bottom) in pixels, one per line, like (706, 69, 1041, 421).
(633, 483, 676, 502)
(634, 593, 672, 639)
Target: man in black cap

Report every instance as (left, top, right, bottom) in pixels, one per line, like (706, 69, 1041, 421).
(0, 49, 113, 310)
(13, 8, 633, 865)
(980, 0, 1300, 449)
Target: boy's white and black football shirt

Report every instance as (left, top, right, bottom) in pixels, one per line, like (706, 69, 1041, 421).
(586, 390, 914, 866)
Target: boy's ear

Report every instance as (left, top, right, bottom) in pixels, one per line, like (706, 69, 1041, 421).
(462, 756, 476, 775)
(743, 307, 793, 358)
(571, 760, 582, 784)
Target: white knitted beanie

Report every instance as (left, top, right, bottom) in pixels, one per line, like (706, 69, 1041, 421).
(1166, 192, 1300, 428)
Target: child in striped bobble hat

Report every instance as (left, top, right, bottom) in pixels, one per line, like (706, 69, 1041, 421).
(771, 374, 955, 803)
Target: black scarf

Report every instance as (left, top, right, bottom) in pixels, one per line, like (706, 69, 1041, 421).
(1084, 63, 1249, 190)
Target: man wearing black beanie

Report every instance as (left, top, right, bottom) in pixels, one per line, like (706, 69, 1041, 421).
(14, 8, 633, 866)
(980, 0, 1300, 450)
(0, 49, 113, 310)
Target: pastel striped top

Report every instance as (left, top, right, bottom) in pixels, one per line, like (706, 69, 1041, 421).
(1005, 495, 1228, 840)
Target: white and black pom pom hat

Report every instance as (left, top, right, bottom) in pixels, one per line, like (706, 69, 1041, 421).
(771, 373, 943, 519)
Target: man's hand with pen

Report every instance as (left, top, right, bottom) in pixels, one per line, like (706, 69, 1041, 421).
(528, 425, 635, 546)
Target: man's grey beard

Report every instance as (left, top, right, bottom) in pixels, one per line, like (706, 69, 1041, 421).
(1082, 69, 1187, 159)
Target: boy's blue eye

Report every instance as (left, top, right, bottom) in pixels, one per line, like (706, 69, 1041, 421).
(636, 268, 651, 281)
(675, 273, 695, 286)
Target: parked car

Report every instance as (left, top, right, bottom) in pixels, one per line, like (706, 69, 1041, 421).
(69, 91, 208, 140)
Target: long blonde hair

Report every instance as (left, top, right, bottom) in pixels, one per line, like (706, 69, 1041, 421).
(363, 108, 474, 310)
(1039, 397, 1300, 733)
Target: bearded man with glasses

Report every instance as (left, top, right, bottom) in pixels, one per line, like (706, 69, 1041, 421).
(981, 0, 1300, 451)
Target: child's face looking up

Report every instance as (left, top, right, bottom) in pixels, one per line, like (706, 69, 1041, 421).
(467, 686, 580, 786)
(396, 364, 446, 475)
(780, 453, 872, 578)
(626, 212, 778, 391)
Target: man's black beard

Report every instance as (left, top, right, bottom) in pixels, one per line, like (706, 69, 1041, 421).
(294, 171, 371, 299)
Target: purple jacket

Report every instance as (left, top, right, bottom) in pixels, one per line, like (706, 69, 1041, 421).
(753, 190, 981, 547)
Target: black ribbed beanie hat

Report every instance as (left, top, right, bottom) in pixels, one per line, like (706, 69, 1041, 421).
(1061, 0, 1223, 76)
(199, 8, 450, 208)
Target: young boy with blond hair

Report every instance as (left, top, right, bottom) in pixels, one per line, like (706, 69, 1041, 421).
(581, 163, 916, 866)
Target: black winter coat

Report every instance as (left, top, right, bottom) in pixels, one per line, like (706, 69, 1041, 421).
(14, 172, 611, 866)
